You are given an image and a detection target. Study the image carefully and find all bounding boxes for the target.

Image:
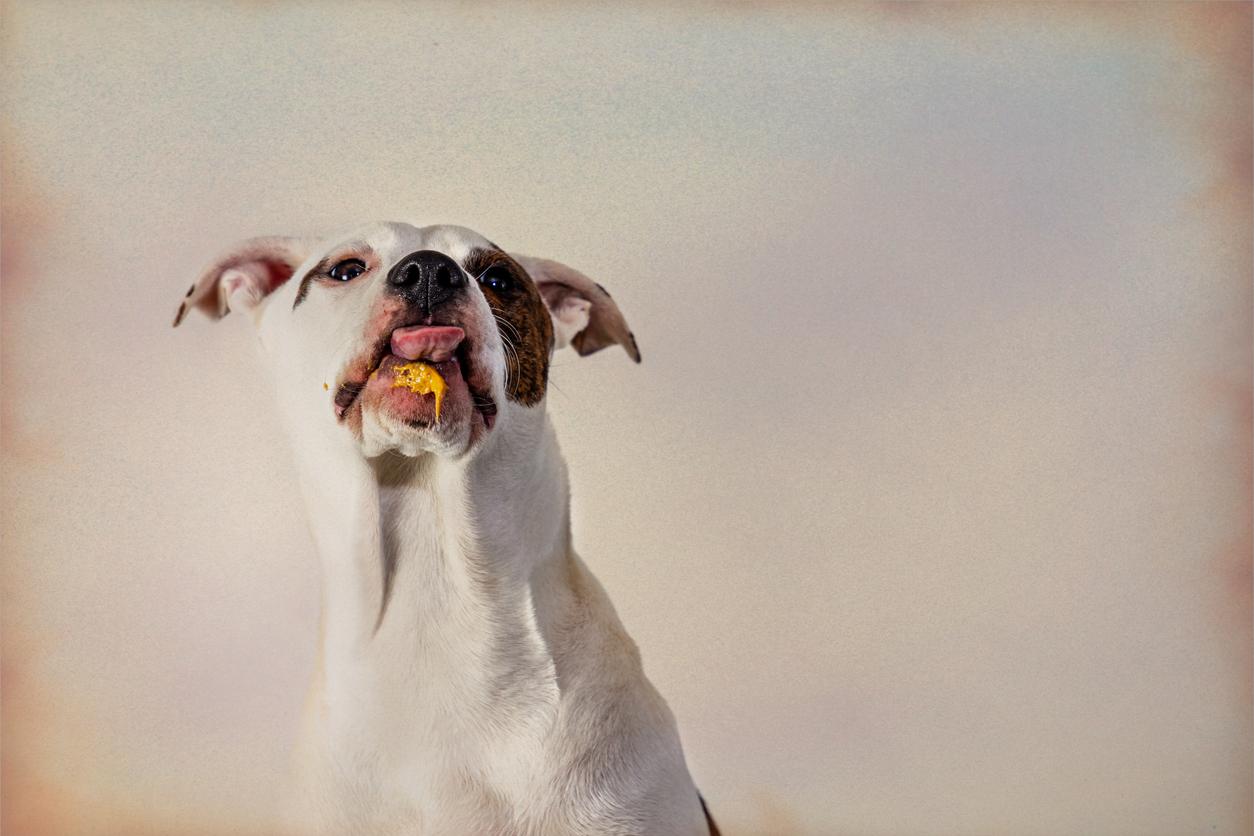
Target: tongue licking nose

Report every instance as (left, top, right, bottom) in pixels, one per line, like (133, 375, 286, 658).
(390, 325, 464, 362)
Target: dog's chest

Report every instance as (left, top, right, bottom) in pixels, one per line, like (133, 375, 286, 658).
(304, 598, 566, 819)
(302, 671, 578, 836)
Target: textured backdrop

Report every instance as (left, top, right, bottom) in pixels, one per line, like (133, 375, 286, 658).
(2, 3, 1250, 834)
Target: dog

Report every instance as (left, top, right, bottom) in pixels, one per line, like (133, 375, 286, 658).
(175, 223, 718, 835)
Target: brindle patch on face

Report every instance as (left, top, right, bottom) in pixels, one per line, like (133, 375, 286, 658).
(463, 248, 553, 407)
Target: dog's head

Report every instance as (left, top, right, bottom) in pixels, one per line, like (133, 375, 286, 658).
(175, 222, 639, 457)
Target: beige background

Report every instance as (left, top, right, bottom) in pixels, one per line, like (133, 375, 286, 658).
(2, 3, 1250, 834)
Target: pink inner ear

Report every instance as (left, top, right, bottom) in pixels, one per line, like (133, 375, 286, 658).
(259, 259, 297, 294)
(176, 235, 309, 326)
(221, 258, 298, 312)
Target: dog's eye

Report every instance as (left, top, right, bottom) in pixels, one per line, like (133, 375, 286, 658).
(329, 259, 368, 282)
(478, 264, 513, 293)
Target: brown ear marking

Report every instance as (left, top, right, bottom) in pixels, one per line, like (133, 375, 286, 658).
(526, 258, 637, 363)
(562, 285, 639, 361)
(511, 254, 640, 364)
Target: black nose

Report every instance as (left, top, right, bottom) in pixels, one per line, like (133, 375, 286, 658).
(386, 250, 465, 313)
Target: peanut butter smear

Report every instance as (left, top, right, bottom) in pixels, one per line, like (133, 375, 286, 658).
(390, 362, 447, 421)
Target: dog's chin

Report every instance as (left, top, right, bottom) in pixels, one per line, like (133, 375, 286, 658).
(354, 355, 494, 458)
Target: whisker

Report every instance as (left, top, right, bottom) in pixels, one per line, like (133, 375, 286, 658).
(490, 308, 524, 345)
(491, 312, 522, 354)
(492, 313, 521, 392)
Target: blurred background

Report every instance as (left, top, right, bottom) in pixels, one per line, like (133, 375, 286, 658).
(2, 2, 1250, 834)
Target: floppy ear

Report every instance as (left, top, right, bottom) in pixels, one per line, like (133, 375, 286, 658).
(512, 255, 641, 363)
(173, 236, 309, 327)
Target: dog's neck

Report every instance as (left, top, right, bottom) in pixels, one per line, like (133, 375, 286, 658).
(287, 410, 573, 715)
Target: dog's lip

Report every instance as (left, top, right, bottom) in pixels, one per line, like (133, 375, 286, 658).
(334, 338, 387, 419)
(334, 322, 497, 429)
(334, 379, 367, 417)
(333, 320, 447, 419)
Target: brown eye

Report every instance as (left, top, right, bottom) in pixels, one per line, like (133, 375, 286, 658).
(478, 264, 513, 293)
(329, 258, 367, 281)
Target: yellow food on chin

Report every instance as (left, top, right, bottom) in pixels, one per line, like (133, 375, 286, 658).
(390, 362, 448, 421)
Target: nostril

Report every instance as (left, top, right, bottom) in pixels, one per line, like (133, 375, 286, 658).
(436, 263, 461, 288)
(389, 262, 422, 286)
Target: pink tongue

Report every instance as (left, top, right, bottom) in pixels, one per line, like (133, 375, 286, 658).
(390, 325, 465, 362)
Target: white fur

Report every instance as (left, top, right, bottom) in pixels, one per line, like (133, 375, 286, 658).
(547, 295, 592, 350)
(181, 223, 708, 835)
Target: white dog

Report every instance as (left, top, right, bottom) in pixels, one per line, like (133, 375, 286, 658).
(175, 223, 717, 835)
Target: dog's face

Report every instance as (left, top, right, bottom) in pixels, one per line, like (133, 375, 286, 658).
(175, 222, 639, 457)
